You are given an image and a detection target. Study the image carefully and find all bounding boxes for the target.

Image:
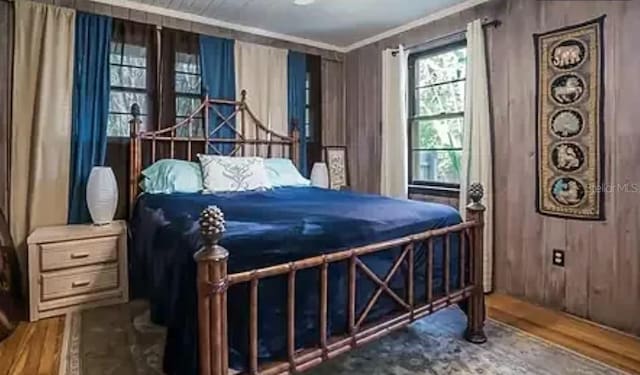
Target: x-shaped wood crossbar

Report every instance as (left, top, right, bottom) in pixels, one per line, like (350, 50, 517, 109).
(354, 244, 413, 329)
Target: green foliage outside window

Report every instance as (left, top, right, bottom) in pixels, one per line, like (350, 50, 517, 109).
(410, 45, 466, 185)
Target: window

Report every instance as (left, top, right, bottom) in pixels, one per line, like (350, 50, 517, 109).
(408, 42, 467, 189)
(108, 41, 150, 137)
(174, 51, 202, 136)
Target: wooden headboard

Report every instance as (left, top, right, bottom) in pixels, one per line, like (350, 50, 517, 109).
(128, 90, 299, 210)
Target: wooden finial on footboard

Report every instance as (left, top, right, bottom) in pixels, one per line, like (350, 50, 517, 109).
(194, 206, 229, 375)
(465, 183, 487, 344)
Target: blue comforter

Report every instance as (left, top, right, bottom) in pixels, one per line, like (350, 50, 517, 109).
(129, 187, 463, 374)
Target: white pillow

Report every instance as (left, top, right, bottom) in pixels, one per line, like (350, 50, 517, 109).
(197, 154, 272, 192)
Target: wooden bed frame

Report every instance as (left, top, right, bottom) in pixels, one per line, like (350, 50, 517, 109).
(128, 92, 487, 375)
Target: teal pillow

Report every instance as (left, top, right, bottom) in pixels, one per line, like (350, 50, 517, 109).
(264, 158, 310, 187)
(140, 159, 203, 194)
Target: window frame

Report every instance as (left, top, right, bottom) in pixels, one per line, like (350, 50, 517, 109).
(407, 40, 467, 196)
(107, 29, 154, 138)
(173, 50, 203, 136)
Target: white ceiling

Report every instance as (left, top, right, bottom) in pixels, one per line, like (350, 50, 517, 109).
(101, 0, 484, 51)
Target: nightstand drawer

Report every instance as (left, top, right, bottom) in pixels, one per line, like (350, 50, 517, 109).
(41, 264, 119, 301)
(40, 236, 118, 271)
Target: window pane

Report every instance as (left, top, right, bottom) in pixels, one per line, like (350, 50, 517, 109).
(175, 73, 201, 95)
(111, 66, 147, 89)
(176, 96, 201, 117)
(110, 91, 148, 114)
(176, 52, 200, 74)
(411, 150, 462, 184)
(122, 44, 147, 67)
(107, 114, 148, 137)
(411, 117, 463, 149)
(415, 81, 465, 116)
(416, 47, 466, 87)
(110, 42, 122, 64)
(176, 117, 204, 137)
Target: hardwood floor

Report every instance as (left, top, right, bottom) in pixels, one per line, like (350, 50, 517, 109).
(0, 316, 64, 375)
(0, 293, 638, 374)
(487, 293, 640, 374)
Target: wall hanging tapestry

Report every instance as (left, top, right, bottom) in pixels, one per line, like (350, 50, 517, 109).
(534, 16, 605, 220)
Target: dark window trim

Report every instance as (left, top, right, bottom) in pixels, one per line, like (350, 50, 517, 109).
(407, 40, 467, 190)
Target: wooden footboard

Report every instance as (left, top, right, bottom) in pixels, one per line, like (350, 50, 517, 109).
(194, 184, 487, 375)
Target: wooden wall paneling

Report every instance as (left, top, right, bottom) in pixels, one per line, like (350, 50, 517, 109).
(499, 0, 526, 298)
(575, 0, 618, 328)
(321, 58, 345, 146)
(487, 1, 510, 297)
(610, 1, 640, 334)
(0, 0, 12, 218)
(515, 0, 545, 304)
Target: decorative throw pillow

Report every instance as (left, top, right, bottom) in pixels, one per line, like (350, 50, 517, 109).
(264, 158, 310, 187)
(198, 155, 272, 192)
(140, 159, 203, 194)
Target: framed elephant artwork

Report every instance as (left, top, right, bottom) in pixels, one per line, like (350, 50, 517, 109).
(323, 146, 349, 190)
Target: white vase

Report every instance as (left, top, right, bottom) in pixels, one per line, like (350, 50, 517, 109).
(86, 167, 118, 225)
(310, 162, 329, 188)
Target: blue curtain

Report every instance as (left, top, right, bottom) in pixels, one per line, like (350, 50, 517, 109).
(199, 36, 235, 155)
(288, 51, 308, 176)
(68, 13, 112, 224)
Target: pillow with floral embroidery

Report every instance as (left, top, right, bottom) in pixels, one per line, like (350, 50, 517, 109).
(197, 154, 272, 192)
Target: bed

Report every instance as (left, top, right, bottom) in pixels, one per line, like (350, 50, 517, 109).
(127, 91, 487, 375)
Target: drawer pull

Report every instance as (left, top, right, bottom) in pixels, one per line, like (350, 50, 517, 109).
(70, 252, 90, 259)
(71, 280, 91, 288)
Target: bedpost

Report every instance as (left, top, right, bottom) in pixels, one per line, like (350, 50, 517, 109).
(194, 206, 229, 375)
(291, 118, 300, 169)
(129, 103, 142, 215)
(465, 182, 487, 344)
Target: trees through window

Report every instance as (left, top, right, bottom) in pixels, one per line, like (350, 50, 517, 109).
(408, 42, 467, 188)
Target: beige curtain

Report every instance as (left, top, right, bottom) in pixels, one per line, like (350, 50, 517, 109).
(10, 1, 75, 266)
(234, 41, 288, 155)
(459, 19, 494, 293)
(380, 46, 408, 199)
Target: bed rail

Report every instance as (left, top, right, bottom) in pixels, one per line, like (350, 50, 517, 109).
(194, 183, 487, 375)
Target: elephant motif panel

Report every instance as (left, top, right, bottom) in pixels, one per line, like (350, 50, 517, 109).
(534, 16, 605, 220)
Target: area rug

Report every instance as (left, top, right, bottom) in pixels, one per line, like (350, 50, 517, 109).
(534, 16, 606, 220)
(61, 301, 622, 375)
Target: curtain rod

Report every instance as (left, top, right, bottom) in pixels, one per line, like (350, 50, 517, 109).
(393, 17, 501, 52)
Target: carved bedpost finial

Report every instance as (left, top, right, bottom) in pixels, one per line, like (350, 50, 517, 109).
(467, 183, 486, 212)
(199, 205, 226, 247)
(130, 103, 140, 118)
(240, 89, 247, 102)
(129, 103, 141, 137)
(202, 85, 209, 100)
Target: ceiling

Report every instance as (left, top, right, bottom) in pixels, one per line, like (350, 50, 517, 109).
(106, 0, 480, 51)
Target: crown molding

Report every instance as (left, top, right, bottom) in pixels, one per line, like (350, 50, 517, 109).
(343, 0, 492, 51)
(91, 0, 492, 54)
(90, 0, 348, 53)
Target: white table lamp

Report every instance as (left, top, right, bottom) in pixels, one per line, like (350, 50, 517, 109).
(310, 162, 329, 188)
(86, 166, 118, 225)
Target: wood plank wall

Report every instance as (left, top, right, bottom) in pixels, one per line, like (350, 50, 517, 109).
(321, 58, 346, 146)
(0, 0, 12, 218)
(345, 0, 640, 336)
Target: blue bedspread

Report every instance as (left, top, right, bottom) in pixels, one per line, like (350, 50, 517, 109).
(129, 187, 463, 374)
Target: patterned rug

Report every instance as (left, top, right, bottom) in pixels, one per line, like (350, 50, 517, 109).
(61, 300, 622, 374)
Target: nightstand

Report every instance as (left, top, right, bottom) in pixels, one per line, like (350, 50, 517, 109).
(27, 221, 128, 321)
